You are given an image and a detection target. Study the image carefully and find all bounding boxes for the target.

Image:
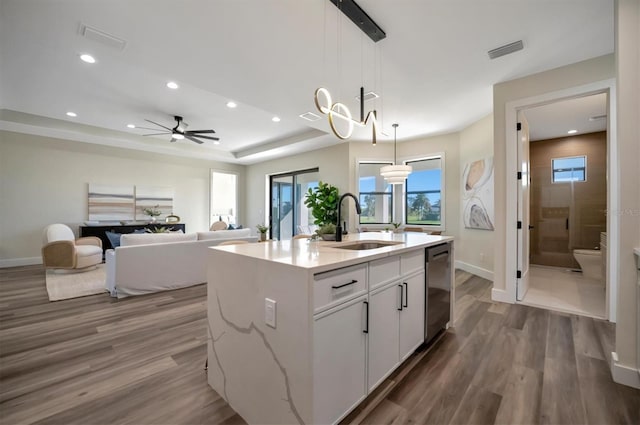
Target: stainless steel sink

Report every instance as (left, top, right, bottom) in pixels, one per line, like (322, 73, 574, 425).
(333, 241, 402, 250)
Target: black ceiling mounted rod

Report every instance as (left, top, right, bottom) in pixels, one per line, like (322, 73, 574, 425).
(329, 0, 386, 43)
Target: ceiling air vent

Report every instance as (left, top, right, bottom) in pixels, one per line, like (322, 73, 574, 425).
(299, 112, 321, 122)
(488, 40, 524, 59)
(79, 23, 127, 51)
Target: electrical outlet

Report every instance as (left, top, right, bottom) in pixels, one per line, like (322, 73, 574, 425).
(265, 298, 276, 328)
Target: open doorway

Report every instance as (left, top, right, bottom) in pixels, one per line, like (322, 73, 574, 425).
(504, 80, 617, 322)
(518, 93, 608, 318)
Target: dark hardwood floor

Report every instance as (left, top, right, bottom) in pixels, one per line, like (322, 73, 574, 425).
(1, 266, 638, 425)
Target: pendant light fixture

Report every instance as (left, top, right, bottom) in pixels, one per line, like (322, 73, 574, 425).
(380, 123, 412, 184)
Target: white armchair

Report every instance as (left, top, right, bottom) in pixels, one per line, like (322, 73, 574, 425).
(42, 224, 103, 270)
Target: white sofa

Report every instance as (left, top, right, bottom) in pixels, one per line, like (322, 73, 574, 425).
(105, 229, 257, 298)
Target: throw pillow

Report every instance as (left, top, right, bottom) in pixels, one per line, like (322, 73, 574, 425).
(105, 231, 122, 249)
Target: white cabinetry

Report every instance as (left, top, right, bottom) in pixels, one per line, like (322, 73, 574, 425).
(368, 282, 402, 391)
(367, 251, 425, 391)
(399, 271, 425, 360)
(313, 296, 368, 425)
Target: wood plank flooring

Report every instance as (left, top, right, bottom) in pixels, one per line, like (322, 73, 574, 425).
(1, 266, 638, 425)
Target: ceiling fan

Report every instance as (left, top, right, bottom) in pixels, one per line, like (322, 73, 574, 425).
(139, 115, 219, 144)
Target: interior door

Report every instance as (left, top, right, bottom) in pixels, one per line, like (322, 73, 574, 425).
(517, 112, 531, 301)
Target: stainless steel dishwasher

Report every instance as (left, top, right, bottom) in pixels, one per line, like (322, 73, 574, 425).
(425, 242, 451, 344)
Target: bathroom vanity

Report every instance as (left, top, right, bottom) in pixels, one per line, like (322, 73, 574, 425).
(206, 232, 453, 425)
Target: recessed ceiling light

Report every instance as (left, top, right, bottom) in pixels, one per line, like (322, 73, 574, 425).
(80, 54, 96, 64)
(213, 141, 220, 145)
(127, 124, 136, 129)
(272, 116, 281, 122)
(567, 129, 578, 134)
(66, 111, 77, 117)
(166, 81, 179, 89)
(299, 112, 321, 121)
(355, 91, 379, 101)
(226, 101, 237, 108)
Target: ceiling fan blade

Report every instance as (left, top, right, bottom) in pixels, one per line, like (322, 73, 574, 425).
(189, 134, 219, 141)
(144, 119, 173, 131)
(136, 126, 171, 131)
(185, 135, 204, 144)
(186, 129, 216, 134)
(143, 132, 172, 136)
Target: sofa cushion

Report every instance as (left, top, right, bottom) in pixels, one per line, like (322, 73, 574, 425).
(197, 228, 251, 240)
(120, 232, 197, 247)
(105, 231, 122, 249)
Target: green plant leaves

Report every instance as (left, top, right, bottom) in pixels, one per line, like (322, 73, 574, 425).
(303, 181, 339, 226)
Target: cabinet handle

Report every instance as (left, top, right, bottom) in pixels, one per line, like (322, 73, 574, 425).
(332, 279, 357, 289)
(363, 301, 369, 334)
(403, 282, 408, 308)
(398, 285, 404, 311)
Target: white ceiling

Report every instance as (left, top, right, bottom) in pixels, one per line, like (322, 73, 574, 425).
(0, 0, 614, 164)
(524, 93, 608, 142)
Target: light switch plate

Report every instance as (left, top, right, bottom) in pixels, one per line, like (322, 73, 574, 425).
(265, 298, 276, 328)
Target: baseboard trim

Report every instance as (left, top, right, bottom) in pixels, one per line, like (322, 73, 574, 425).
(611, 352, 640, 389)
(491, 287, 513, 304)
(455, 260, 494, 281)
(0, 257, 42, 268)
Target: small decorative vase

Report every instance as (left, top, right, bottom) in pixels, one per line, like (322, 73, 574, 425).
(149, 216, 157, 224)
(260, 232, 267, 242)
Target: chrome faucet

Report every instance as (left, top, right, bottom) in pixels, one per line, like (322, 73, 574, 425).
(336, 193, 362, 242)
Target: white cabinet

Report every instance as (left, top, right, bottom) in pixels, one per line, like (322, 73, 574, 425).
(314, 249, 427, 422)
(368, 282, 402, 391)
(367, 253, 426, 392)
(313, 296, 368, 425)
(399, 271, 425, 361)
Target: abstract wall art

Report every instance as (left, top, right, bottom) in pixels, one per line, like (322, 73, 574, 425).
(134, 185, 174, 220)
(462, 156, 495, 230)
(88, 184, 135, 221)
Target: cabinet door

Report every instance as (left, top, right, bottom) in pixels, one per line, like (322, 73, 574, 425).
(399, 272, 425, 360)
(314, 297, 368, 425)
(368, 283, 401, 392)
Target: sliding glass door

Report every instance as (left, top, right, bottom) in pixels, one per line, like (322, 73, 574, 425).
(269, 168, 319, 240)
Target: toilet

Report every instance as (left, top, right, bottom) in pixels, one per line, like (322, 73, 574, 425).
(573, 249, 602, 280)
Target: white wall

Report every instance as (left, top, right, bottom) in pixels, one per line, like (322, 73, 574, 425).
(613, 0, 639, 387)
(458, 115, 494, 279)
(0, 130, 244, 266)
(244, 143, 350, 232)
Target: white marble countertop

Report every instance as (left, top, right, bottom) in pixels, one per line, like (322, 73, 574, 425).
(211, 231, 453, 273)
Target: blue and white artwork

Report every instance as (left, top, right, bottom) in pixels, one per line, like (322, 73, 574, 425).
(462, 157, 494, 230)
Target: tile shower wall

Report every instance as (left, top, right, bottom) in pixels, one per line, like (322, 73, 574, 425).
(529, 131, 607, 268)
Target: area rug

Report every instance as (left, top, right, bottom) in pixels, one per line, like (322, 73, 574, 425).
(45, 264, 108, 301)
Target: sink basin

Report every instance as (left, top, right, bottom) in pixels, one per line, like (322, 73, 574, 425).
(333, 241, 402, 251)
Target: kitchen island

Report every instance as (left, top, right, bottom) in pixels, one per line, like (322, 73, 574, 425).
(206, 232, 454, 425)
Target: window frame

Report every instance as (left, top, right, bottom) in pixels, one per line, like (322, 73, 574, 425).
(551, 155, 587, 183)
(357, 160, 394, 225)
(403, 154, 445, 231)
(210, 169, 239, 227)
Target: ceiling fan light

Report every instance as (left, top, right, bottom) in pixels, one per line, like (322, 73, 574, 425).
(172, 133, 185, 140)
(380, 165, 412, 185)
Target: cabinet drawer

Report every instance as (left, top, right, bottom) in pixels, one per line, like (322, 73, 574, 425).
(314, 264, 367, 312)
(401, 250, 424, 275)
(369, 256, 400, 289)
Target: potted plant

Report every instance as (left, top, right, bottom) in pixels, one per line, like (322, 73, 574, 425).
(304, 181, 339, 225)
(256, 224, 269, 242)
(392, 222, 402, 233)
(315, 223, 337, 241)
(143, 204, 162, 223)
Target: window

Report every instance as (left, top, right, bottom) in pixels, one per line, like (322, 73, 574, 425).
(358, 162, 393, 224)
(270, 168, 319, 240)
(210, 170, 238, 226)
(405, 157, 443, 227)
(552, 156, 586, 183)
